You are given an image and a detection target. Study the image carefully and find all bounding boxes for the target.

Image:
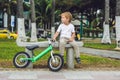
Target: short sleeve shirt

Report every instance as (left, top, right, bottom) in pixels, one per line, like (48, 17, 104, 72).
(57, 23, 75, 38)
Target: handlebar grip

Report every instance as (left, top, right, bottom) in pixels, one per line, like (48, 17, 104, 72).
(51, 39, 55, 42)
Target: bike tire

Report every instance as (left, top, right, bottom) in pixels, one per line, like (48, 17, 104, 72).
(13, 52, 31, 68)
(48, 54, 64, 72)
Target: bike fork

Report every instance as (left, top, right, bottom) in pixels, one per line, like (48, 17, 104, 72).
(50, 50, 55, 62)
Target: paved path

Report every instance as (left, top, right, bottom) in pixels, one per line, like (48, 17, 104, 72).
(0, 69, 120, 80)
(80, 47, 120, 59)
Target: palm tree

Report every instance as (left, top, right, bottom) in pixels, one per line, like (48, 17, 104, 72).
(30, 0, 37, 42)
(101, 0, 111, 44)
(35, 0, 52, 29)
(51, 0, 55, 37)
(0, 0, 11, 29)
(115, 0, 120, 48)
(16, 0, 26, 41)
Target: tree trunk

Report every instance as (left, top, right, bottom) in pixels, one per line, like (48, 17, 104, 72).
(51, 0, 55, 38)
(116, 0, 120, 16)
(101, 0, 111, 44)
(16, 0, 26, 41)
(115, 0, 120, 48)
(17, 0, 24, 18)
(16, 0, 33, 68)
(30, 0, 37, 42)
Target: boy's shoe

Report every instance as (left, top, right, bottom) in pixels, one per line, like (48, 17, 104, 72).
(75, 57, 81, 64)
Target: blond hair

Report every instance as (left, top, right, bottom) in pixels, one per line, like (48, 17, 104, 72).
(61, 12, 73, 22)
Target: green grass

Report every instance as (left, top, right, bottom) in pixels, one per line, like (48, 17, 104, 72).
(0, 39, 51, 60)
(81, 54, 120, 65)
(0, 39, 24, 59)
(74, 53, 120, 69)
(84, 43, 116, 50)
(0, 39, 120, 69)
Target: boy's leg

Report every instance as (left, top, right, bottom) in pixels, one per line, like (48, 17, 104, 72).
(69, 41, 80, 58)
(59, 38, 67, 56)
(69, 41, 80, 64)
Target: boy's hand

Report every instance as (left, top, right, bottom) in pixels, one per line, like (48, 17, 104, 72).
(69, 32, 75, 42)
(52, 37, 56, 41)
(52, 38, 56, 42)
(69, 38, 74, 42)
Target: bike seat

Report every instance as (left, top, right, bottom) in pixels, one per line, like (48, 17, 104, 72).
(26, 45, 39, 50)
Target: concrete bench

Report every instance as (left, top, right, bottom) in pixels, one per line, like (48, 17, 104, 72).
(16, 38, 84, 69)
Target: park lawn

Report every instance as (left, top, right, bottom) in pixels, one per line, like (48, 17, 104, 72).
(84, 43, 116, 50)
(0, 39, 120, 69)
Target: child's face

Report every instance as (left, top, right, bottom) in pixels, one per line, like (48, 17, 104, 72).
(61, 15, 69, 24)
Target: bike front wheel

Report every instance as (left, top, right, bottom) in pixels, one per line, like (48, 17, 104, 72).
(48, 54, 64, 72)
(13, 52, 30, 68)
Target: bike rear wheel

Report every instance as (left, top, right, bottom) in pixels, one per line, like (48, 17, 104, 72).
(13, 52, 30, 68)
(48, 54, 64, 72)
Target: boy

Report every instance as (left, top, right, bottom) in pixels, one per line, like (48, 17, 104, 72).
(53, 12, 80, 64)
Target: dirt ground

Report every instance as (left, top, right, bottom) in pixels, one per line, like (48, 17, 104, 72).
(0, 59, 120, 71)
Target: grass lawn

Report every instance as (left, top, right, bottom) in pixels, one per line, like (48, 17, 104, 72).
(84, 43, 116, 50)
(0, 39, 120, 70)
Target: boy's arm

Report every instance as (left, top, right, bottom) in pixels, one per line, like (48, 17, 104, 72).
(69, 32, 75, 42)
(53, 32, 60, 40)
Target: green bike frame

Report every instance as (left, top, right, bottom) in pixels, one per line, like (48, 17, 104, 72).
(23, 45, 53, 62)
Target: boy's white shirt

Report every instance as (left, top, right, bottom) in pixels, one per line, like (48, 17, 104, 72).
(57, 23, 75, 38)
